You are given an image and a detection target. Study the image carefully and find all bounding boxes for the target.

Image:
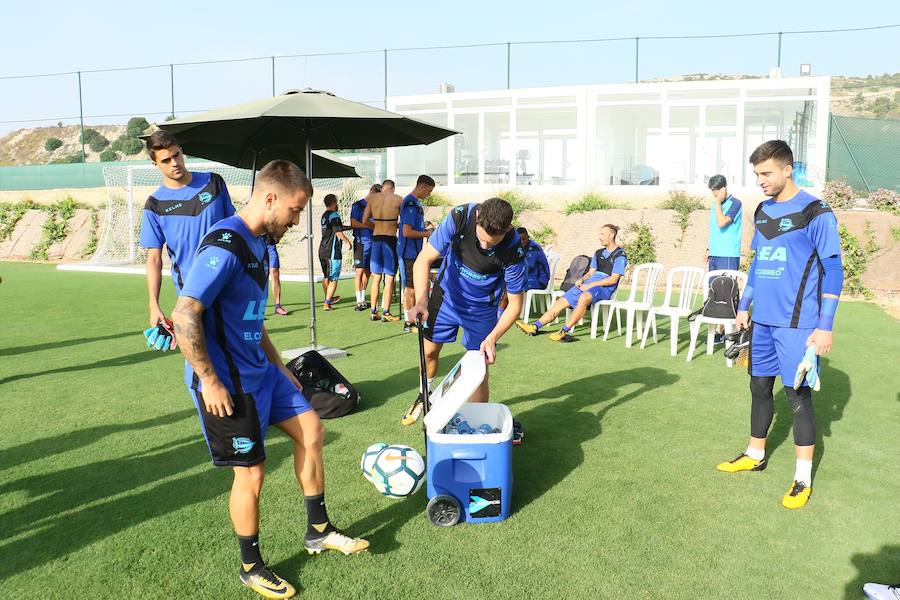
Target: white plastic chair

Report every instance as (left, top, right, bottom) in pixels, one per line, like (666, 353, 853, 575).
(602, 263, 665, 347)
(686, 269, 748, 367)
(639, 266, 705, 356)
(521, 253, 560, 321)
(589, 286, 622, 339)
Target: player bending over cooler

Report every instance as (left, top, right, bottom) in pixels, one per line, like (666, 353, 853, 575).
(716, 140, 843, 510)
(515, 224, 626, 342)
(172, 160, 368, 600)
(405, 198, 528, 443)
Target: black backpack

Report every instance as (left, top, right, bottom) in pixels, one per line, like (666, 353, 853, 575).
(285, 351, 360, 419)
(559, 255, 591, 291)
(689, 274, 740, 321)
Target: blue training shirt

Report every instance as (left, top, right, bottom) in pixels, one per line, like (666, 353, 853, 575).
(139, 172, 236, 291)
(749, 190, 841, 329)
(350, 198, 373, 245)
(428, 204, 527, 307)
(179, 215, 270, 394)
(708, 195, 743, 258)
(398, 193, 425, 260)
(523, 240, 551, 289)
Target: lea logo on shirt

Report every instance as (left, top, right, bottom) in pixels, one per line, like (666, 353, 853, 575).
(757, 246, 787, 262)
(242, 300, 267, 321)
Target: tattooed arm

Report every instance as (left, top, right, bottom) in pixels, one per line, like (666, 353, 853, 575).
(172, 296, 234, 417)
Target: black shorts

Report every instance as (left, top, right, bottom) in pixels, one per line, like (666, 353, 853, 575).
(401, 258, 416, 289)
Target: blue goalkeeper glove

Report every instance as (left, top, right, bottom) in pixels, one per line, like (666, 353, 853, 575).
(793, 343, 820, 391)
(143, 318, 177, 352)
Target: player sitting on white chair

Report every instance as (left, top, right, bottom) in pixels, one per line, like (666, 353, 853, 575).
(515, 224, 626, 342)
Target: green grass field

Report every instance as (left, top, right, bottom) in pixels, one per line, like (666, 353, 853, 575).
(1, 262, 898, 599)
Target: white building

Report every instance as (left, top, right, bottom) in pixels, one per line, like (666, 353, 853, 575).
(387, 76, 829, 193)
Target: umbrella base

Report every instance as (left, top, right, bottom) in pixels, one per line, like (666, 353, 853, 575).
(281, 345, 348, 361)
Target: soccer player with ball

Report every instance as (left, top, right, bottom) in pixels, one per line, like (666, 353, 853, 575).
(716, 140, 844, 510)
(172, 160, 368, 599)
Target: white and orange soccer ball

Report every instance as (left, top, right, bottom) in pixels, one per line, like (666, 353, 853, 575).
(367, 444, 426, 499)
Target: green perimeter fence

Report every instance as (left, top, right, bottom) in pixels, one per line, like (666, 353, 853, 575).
(827, 114, 900, 193)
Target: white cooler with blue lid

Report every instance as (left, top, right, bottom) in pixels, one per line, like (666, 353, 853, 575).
(423, 351, 513, 524)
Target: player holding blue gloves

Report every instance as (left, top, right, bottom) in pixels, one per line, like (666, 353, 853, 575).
(716, 140, 843, 510)
(139, 130, 236, 351)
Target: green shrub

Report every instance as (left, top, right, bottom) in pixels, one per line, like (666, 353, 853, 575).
(126, 116, 150, 138)
(44, 137, 63, 152)
(822, 179, 857, 210)
(82, 208, 99, 258)
(839, 224, 871, 298)
(89, 135, 109, 153)
(0, 198, 38, 241)
(623, 221, 657, 265)
(50, 153, 84, 164)
(867, 188, 900, 215)
(739, 249, 756, 273)
(564, 192, 622, 215)
(498, 189, 539, 224)
(421, 191, 451, 207)
(891, 225, 900, 242)
(29, 197, 80, 261)
(99, 148, 118, 162)
(81, 128, 101, 145)
(118, 136, 144, 156)
(659, 189, 704, 247)
(529, 223, 555, 247)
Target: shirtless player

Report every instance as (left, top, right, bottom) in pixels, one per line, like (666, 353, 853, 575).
(362, 179, 403, 322)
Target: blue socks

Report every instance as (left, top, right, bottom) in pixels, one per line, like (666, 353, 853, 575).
(562, 325, 570, 333)
(533, 320, 543, 330)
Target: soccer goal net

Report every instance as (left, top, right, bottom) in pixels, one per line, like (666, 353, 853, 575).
(88, 156, 380, 276)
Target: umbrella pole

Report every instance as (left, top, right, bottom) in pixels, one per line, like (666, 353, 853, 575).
(250, 152, 257, 194)
(305, 130, 318, 350)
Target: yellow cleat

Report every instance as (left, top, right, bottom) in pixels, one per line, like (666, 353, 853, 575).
(401, 394, 424, 426)
(716, 453, 767, 473)
(381, 312, 402, 323)
(239, 566, 296, 599)
(369, 311, 381, 322)
(781, 480, 812, 509)
(304, 529, 370, 555)
(549, 329, 572, 342)
(515, 320, 538, 336)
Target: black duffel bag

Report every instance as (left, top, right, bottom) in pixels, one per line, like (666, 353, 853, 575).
(285, 350, 360, 419)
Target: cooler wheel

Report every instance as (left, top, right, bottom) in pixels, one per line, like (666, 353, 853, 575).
(426, 495, 461, 527)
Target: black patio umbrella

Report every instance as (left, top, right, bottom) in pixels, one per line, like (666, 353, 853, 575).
(159, 89, 457, 352)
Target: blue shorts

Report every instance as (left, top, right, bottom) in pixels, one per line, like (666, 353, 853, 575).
(563, 283, 615, 308)
(708, 256, 739, 271)
(319, 253, 342, 280)
(267, 244, 280, 270)
(749, 322, 816, 386)
(370, 236, 398, 276)
(353, 240, 372, 270)
(189, 362, 312, 466)
(425, 284, 497, 350)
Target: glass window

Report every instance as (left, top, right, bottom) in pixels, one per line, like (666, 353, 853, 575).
(453, 98, 511, 108)
(515, 107, 579, 185)
(394, 113, 448, 186)
(453, 113, 480, 184)
(484, 112, 511, 184)
(666, 106, 700, 184)
(594, 105, 661, 185)
(706, 105, 737, 127)
(668, 89, 739, 99)
(746, 88, 816, 98)
(743, 100, 818, 186)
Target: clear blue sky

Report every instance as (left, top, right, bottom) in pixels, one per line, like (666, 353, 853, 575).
(0, 0, 898, 135)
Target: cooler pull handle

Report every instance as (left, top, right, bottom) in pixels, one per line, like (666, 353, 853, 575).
(451, 450, 486, 460)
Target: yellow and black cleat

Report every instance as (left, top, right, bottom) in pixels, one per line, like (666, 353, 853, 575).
(304, 529, 370, 556)
(515, 320, 538, 336)
(716, 453, 767, 473)
(369, 311, 382, 322)
(549, 329, 574, 342)
(781, 480, 812, 509)
(239, 565, 296, 599)
(381, 312, 402, 323)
